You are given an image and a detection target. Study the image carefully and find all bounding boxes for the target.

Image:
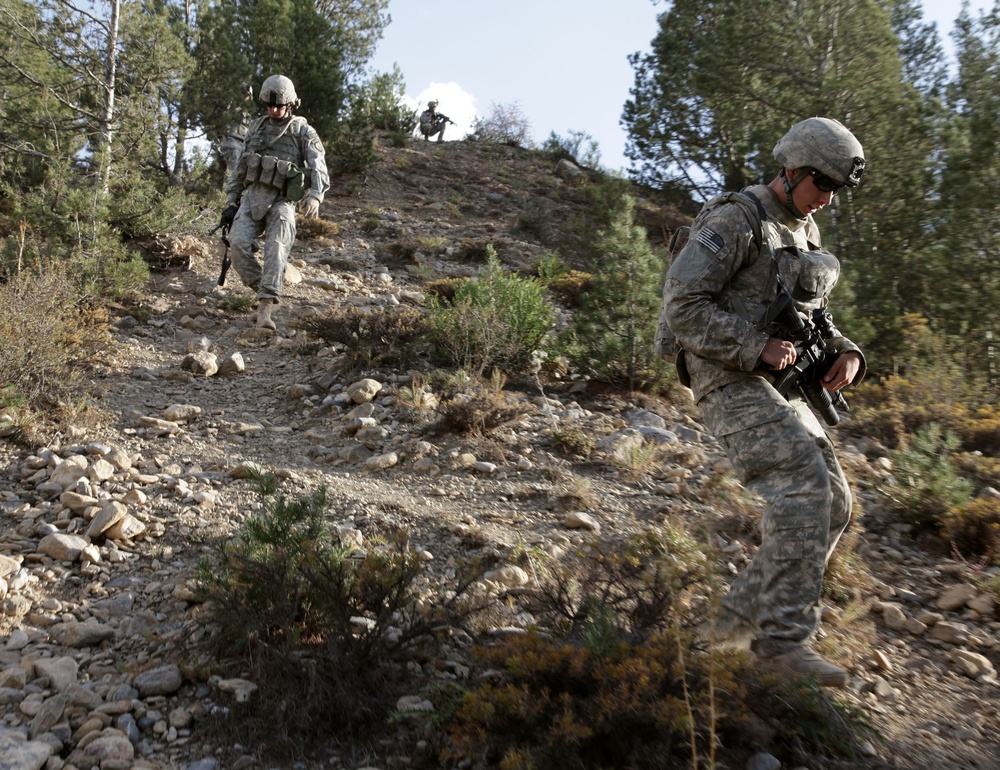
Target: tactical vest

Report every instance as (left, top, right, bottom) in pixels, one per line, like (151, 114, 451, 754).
(657, 190, 841, 388)
(237, 115, 309, 201)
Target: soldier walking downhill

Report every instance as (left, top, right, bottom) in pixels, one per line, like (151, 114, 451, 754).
(219, 75, 329, 330)
(661, 118, 867, 687)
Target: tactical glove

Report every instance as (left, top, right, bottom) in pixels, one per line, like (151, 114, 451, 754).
(220, 203, 239, 230)
(299, 196, 320, 218)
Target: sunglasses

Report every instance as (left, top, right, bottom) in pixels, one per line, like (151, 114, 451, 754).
(809, 169, 845, 194)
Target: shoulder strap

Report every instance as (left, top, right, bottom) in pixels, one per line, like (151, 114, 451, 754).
(738, 189, 768, 251)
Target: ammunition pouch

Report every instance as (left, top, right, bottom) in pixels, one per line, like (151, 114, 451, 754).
(242, 152, 306, 200)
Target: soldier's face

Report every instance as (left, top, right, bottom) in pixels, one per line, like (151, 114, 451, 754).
(268, 103, 290, 120)
(792, 169, 836, 215)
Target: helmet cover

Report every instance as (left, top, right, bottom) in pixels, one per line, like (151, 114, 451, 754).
(774, 117, 865, 187)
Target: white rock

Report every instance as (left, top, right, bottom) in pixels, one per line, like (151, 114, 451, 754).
(563, 511, 601, 532)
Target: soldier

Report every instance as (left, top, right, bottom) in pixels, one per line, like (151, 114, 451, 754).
(219, 75, 329, 330)
(218, 84, 255, 180)
(662, 118, 867, 687)
(419, 100, 449, 142)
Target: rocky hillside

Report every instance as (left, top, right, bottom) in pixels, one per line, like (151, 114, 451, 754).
(1, 137, 999, 770)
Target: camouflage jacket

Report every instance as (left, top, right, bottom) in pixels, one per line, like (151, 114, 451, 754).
(662, 184, 865, 403)
(225, 115, 329, 208)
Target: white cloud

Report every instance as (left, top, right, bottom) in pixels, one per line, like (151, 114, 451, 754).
(407, 82, 477, 141)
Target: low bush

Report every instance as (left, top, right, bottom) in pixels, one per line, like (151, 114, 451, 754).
(545, 269, 593, 307)
(0, 269, 110, 436)
(431, 377, 530, 437)
(884, 423, 974, 528)
(292, 305, 432, 372)
(196, 471, 496, 757)
(428, 248, 554, 377)
(440, 529, 873, 769)
(470, 101, 532, 147)
(541, 129, 603, 170)
(942, 498, 1000, 566)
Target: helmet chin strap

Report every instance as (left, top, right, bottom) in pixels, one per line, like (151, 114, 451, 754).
(780, 169, 810, 220)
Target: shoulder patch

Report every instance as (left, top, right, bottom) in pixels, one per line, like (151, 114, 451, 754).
(693, 226, 726, 255)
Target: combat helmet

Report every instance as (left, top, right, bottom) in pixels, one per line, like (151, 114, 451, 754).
(427, 100, 438, 108)
(259, 75, 299, 108)
(773, 117, 865, 217)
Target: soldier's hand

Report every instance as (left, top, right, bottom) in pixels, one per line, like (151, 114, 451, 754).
(220, 203, 239, 230)
(822, 351, 861, 392)
(299, 196, 320, 218)
(760, 338, 797, 370)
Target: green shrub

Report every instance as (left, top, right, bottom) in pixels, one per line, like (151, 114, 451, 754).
(848, 315, 990, 450)
(540, 129, 602, 170)
(223, 291, 256, 315)
(513, 199, 554, 242)
(428, 248, 554, 377)
(197, 471, 495, 756)
(562, 194, 671, 391)
(292, 305, 432, 373)
(885, 424, 974, 528)
(358, 66, 418, 133)
(545, 269, 592, 307)
(328, 84, 380, 175)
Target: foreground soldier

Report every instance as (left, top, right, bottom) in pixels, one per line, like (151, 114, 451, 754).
(662, 118, 867, 687)
(219, 75, 329, 330)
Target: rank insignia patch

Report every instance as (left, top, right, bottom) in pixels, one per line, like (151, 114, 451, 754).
(694, 227, 725, 255)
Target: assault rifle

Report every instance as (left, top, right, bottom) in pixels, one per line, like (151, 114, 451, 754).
(435, 113, 455, 126)
(769, 294, 849, 426)
(209, 221, 232, 286)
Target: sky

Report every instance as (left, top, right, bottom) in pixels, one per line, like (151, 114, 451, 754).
(369, 0, 995, 173)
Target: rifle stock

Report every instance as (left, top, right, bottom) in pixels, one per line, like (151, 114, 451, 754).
(212, 224, 232, 286)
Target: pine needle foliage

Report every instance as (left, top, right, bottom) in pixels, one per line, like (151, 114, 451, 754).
(428, 248, 554, 377)
(563, 194, 671, 392)
(196, 471, 496, 755)
(886, 423, 974, 528)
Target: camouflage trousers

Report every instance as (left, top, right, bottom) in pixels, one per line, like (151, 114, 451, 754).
(420, 123, 445, 141)
(698, 377, 852, 656)
(228, 199, 296, 301)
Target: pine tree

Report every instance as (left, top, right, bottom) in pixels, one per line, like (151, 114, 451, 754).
(567, 195, 669, 391)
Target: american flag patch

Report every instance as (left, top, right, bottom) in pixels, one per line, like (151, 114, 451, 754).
(694, 227, 725, 255)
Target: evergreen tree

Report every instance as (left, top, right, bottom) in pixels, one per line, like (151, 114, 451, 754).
(567, 195, 669, 391)
(932, 4, 1000, 370)
(313, 0, 390, 78)
(188, 0, 347, 142)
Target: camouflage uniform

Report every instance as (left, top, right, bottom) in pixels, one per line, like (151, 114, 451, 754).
(224, 109, 328, 302)
(420, 102, 447, 141)
(219, 106, 252, 178)
(662, 182, 865, 657)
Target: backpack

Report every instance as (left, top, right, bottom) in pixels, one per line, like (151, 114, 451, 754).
(655, 190, 768, 364)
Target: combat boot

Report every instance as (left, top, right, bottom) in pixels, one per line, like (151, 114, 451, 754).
(256, 298, 276, 330)
(758, 645, 849, 688)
